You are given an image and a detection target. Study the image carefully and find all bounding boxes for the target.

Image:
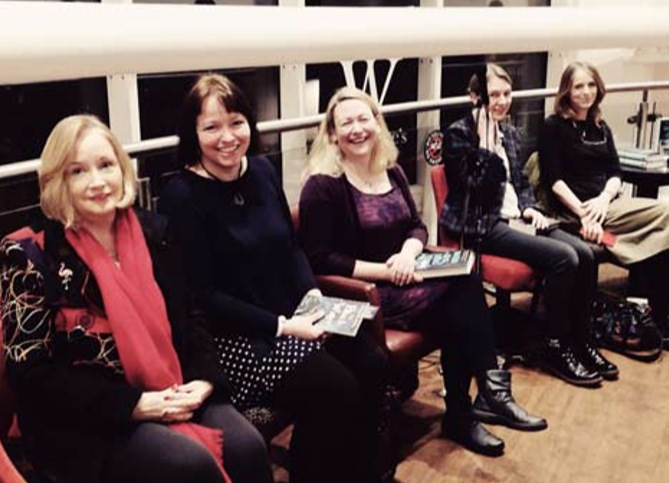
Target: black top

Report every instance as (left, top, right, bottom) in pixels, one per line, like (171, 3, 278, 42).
(539, 114, 622, 205)
(158, 156, 316, 341)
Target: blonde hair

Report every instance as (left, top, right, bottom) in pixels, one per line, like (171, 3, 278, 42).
(39, 115, 137, 228)
(468, 62, 513, 98)
(554, 61, 606, 124)
(305, 87, 398, 179)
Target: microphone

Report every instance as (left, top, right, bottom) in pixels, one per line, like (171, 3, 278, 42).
(474, 64, 489, 108)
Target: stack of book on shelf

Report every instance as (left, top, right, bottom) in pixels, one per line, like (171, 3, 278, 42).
(618, 147, 668, 171)
(293, 292, 378, 337)
(414, 249, 475, 279)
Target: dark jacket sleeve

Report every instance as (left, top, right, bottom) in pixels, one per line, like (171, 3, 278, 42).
(538, 115, 566, 189)
(505, 125, 538, 214)
(299, 174, 357, 277)
(158, 177, 279, 339)
(0, 238, 141, 428)
(443, 121, 474, 194)
(602, 122, 622, 180)
(139, 211, 230, 400)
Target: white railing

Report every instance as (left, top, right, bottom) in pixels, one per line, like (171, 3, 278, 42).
(1, 3, 669, 85)
(2, 81, 668, 181)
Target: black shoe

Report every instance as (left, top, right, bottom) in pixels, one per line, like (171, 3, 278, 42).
(577, 342, 619, 380)
(473, 369, 548, 432)
(441, 415, 504, 457)
(540, 339, 603, 387)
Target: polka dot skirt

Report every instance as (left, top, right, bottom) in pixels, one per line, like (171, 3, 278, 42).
(215, 334, 321, 409)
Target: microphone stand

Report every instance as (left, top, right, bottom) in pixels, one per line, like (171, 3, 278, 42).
(459, 103, 487, 275)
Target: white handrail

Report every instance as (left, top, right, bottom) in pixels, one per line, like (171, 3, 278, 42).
(1, 3, 669, 85)
(2, 81, 668, 180)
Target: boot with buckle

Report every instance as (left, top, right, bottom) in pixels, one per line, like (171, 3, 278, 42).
(441, 413, 505, 457)
(472, 369, 548, 431)
(540, 338, 603, 387)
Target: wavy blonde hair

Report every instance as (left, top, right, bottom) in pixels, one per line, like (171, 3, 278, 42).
(305, 87, 398, 179)
(554, 61, 607, 125)
(39, 115, 137, 228)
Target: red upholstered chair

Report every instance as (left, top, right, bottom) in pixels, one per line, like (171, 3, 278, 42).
(291, 207, 437, 398)
(430, 164, 541, 318)
(1, 321, 28, 483)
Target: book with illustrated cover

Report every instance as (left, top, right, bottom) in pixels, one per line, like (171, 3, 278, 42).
(414, 250, 475, 279)
(293, 293, 378, 337)
(508, 217, 562, 236)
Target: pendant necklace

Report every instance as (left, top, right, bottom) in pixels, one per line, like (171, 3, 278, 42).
(199, 158, 246, 206)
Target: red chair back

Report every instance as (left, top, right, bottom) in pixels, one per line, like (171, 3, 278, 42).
(430, 165, 448, 220)
(0, 319, 26, 483)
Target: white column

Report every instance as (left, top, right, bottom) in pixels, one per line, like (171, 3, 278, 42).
(417, 0, 444, 244)
(279, 0, 307, 206)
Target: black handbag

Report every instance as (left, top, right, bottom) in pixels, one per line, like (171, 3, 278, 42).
(592, 296, 663, 362)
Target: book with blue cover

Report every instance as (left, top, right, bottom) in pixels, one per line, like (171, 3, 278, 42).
(414, 250, 475, 278)
(293, 292, 378, 337)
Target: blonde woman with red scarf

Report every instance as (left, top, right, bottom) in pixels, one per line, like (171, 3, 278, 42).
(0, 115, 273, 483)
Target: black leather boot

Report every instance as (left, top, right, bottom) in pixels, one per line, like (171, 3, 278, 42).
(473, 369, 547, 432)
(441, 413, 505, 457)
(576, 342, 619, 380)
(540, 338, 603, 387)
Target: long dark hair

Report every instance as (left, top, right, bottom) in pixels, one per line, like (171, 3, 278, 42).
(177, 73, 259, 167)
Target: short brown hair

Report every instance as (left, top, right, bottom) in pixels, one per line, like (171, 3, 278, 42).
(554, 61, 606, 124)
(39, 115, 137, 228)
(468, 63, 513, 98)
(177, 73, 258, 167)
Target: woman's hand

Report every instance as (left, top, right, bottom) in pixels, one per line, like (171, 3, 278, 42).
(175, 380, 213, 407)
(581, 194, 611, 224)
(476, 108, 497, 149)
(522, 208, 549, 229)
(386, 252, 421, 286)
(580, 218, 604, 244)
(282, 310, 326, 341)
(131, 387, 202, 423)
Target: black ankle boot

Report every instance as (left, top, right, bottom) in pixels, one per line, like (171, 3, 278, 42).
(541, 339, 603, 387)
(576, 342, 619, 380)
(441, 414, 504, 457)
(472, 369, 547, 432)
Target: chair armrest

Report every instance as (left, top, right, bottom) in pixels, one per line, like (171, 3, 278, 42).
(314, 275, 387, 349)
(0, 440, 26, 483)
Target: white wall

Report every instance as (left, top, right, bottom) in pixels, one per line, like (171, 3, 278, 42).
(547, 0, 669, 150)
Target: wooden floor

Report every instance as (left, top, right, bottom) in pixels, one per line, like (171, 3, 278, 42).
(272, 264, 669, 483)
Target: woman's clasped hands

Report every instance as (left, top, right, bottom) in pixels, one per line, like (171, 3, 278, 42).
(132, 380, 214, 423)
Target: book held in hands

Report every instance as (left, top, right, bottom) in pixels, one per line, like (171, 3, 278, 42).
(414, 250, 475, 279)
(293, 292, 378, 337)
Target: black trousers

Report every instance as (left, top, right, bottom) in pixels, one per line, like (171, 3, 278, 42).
(104, 402, 272, 483)
(415, 273, 498, 414)
(480, 221, 598, 341)
(273, 348, 375, 483)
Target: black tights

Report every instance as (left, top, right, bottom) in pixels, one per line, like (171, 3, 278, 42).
(104, 403, 272, 483)
(273, 349, 370, 483)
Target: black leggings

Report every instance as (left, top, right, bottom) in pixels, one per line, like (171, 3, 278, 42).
(103, 403, 272, 483)
(273, 349, 369, 483)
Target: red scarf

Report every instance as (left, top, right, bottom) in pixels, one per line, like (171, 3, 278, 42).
(65, 209, 231, 482)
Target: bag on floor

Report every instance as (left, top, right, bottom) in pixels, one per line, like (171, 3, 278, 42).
(592, 296, 662, 362)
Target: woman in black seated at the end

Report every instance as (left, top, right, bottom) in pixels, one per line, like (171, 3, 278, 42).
(539, 61, 669, 345)
(158, 74, 390, 483)
(299, 86, 546, 458)
(0, 115, 271, 483)
(440, 63, 617, 387)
